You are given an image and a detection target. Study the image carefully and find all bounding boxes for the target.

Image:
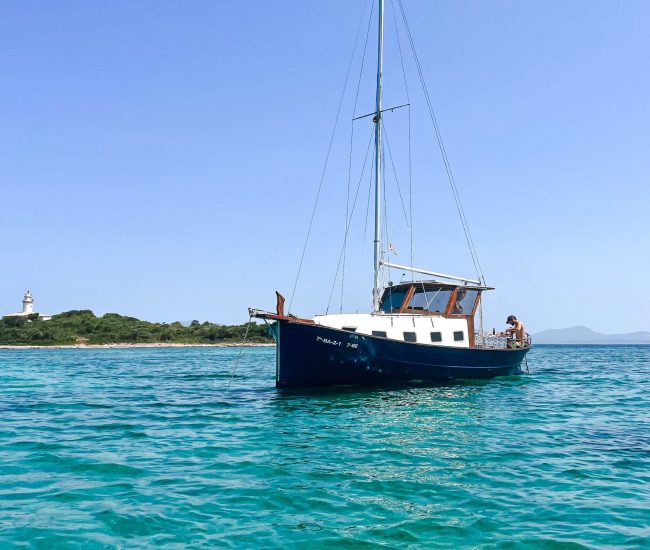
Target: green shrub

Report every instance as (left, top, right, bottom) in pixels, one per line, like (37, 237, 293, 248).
(0, 310, 272, 345)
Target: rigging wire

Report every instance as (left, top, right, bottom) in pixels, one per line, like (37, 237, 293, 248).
(287, 0, 373, 314)
(389, 0, 414, 278)
(342, 131, 352, 313)
(355, 154, 376, 313)
(407, 106, 413, 280)
(395, 0, 486, 285)
(382, 121, 411, 227)
(326, 126, 376, 314)
(362, 155, 375, 252)
(342, 0, 376, 314)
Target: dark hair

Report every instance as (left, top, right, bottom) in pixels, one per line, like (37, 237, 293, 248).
(506, 315, 517, 323)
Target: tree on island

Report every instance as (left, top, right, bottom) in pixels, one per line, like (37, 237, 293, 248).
(0, 310, 272, 346)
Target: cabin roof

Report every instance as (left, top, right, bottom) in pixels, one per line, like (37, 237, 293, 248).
(382, 280, 494, 293)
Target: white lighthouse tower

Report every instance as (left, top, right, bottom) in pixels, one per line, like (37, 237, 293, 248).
(3, 290, 51, 321)
(21, 290, 34, 315)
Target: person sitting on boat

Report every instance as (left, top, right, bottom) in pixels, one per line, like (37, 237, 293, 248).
(504, 315, 526, 348)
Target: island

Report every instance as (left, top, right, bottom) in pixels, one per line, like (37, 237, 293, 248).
(0, 310, 273, 347)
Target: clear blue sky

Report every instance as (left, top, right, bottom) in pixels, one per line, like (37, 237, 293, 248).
(2, 1, 648, 334)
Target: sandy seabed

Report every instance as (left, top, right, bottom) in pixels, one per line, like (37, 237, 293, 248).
(0, 343, 275, 349)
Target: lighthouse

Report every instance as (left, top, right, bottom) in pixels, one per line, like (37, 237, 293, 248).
(3, 290, 51, 321)
(21, 290, 34, 315)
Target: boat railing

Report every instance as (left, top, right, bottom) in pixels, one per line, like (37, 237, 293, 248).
(475, 333, 532, 349)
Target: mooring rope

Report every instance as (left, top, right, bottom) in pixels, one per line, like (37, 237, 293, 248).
(227, 315, 253, 391)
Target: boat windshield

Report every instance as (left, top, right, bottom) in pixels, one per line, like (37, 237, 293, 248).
(380, 288, 408, 313)
(408, 288, 453, 313)
(451, 289, 479, 315)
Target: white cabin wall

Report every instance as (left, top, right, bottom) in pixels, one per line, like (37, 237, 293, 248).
(314, 313, 470, 348)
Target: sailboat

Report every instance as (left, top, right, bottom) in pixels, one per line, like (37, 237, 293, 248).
(250, 1, 532, 389)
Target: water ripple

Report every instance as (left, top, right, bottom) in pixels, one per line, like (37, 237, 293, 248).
(0, 345, 648, 547)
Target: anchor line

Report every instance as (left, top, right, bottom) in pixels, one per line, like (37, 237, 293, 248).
(227, 315, 253, 390)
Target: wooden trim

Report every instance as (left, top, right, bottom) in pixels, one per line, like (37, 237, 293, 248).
(444, 289, 458, 317)
(447, 289, 482, 318)
(400, 308, 440, 316)
(275, 291, 286, 317)
(468, 316, 475, 348)
(471, 292, 481, 316)
(252, 311, 315, 324)
(398, 285, 416, 314)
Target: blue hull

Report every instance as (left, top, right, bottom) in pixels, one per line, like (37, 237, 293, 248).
(273, 320, 530, 389)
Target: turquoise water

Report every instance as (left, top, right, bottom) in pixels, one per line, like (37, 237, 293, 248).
(1, 346, 648, 548)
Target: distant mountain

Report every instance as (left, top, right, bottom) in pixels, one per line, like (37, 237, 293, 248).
(533, 325, 650, 344)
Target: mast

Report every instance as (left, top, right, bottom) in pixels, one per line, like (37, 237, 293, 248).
(372, 0, 385, 313)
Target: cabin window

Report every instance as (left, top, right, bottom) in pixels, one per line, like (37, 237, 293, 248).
(430, 332, 442, 342)
(342, 327, 357, 332)
(451, 289, 479, 316)
(372, 331, 387, 337)
(380, 288, 408, 313)
(408, 288, 453, 313)
(403, 332, 417, 342)
(453, 331, 465, 342)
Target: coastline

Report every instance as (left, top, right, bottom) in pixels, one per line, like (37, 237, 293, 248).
(0, 343, 275, 350)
